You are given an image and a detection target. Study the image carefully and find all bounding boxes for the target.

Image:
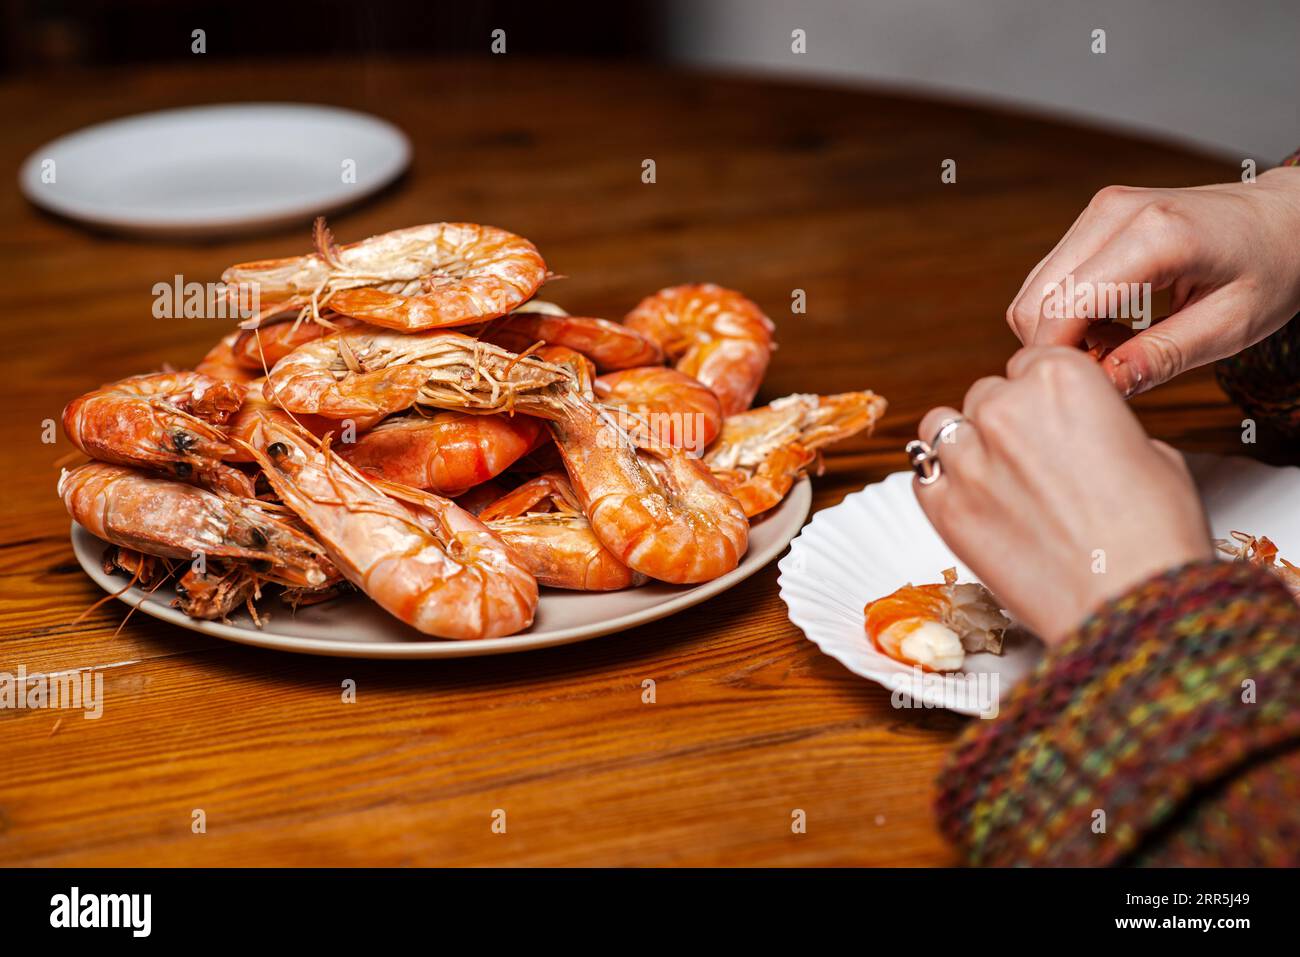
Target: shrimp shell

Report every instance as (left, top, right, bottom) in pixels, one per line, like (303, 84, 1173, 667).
(62, 371, 254, 496)
(60, 462, 334, 589)
(514, 388, 749, 584)
(593, 366, 723, 452)
(263, 329, 574, 420)
(625, 284, 775, 416)
(195, 332, 256, 384)
(340, 410, 547, 495)
(706, 391, 887, 516)
(222, 222, 547, 332)
(864, 569, 1010, 673)
(231, 314, 363, 372)
(484, 306, 663, 371)
(480, 472, 644, 591)
(243, 419, 538, 640)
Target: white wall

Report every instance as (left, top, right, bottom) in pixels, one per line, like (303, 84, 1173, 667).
(666, 0, 1300, 163)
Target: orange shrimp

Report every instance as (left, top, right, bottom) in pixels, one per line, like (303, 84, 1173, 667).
(864, 569, 1010, 673)
(479, 472, 644, 591)
(101, 544, 264, 621)
(593, 366, 723, 453)
(60, 462, 335, 591)
(195, 332, 256, 384)
(62, 371, 254, 496)
(482, 301, 663, 371)
(222, 219, 547, 332)
(223, 379, 384, 464)
(454, 480, 511, 516)
(1216, 531, 1300, 599)
(230, 313, 363, 372)
(243, 418, 538, 639)
(705, 391, 888, 516)
(514, 386, 749, 584)
(339, 410, 547, 495)
(624, 284, 775, 416)
(263, 328, 572, 420)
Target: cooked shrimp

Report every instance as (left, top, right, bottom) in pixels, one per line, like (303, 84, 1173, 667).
(101, 543, 259, 621)
(243, 418, 538, 639)
(195, 332, 256, 384)
(705, 391, 887, 516)
(231, 313, 362, 372)
(454, 480, 510, 516)
(1216, 530, 1300, 599)
(487, 513, 645, 591)
(483, 300, 663, 371)
(60, 462, 335, 590)
(224, 379, 383, 464)
(624, 284, 775, 415)
(263, 328, 572, 419)
(480, 472, 644, 591)
(514, 387, 749, 584)
(478, 470, 584, 520)
(593, 366, 723, 452)
(223, 219, 547, 332)
(340, 410, 546, 495)
(864, 569, 1010, 673)
(173, 564, 261, 621)
(62, 371, 254, 496)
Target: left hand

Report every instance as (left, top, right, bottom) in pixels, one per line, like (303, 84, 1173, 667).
(913, 346, 1214, 645)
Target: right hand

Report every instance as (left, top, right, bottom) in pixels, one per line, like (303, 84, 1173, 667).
(1006, 166, 1300, 395)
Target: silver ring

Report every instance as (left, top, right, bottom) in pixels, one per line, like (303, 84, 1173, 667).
(907, 417, 966, 485)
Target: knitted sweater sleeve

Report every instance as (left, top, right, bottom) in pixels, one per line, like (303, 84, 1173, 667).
(934, 560, 1300, 866)
(1214, 146, 1300, 436)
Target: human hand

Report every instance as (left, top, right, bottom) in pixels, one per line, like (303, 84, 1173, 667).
(915, 346, 1213, 645)
(1006, 167, 1300, 395)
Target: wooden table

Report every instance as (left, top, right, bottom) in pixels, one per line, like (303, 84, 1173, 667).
(0, 60, 1260, 866)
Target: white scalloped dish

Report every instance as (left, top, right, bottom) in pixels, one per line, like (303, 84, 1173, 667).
(778, 452, 1300, 716)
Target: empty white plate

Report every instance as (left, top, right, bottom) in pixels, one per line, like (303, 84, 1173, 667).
(71, 479, 811, 658)
(779, 452, 1300, 715)
(19, 103, 410, 237)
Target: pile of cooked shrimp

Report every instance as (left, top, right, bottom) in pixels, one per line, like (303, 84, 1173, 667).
(59, 220, 886, 639)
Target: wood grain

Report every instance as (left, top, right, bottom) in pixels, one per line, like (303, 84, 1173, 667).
(0, 59, 1262, 866)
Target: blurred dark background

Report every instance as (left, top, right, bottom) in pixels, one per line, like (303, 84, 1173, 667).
(4, 0, 1295, 159)
(0, 0, 667, 75)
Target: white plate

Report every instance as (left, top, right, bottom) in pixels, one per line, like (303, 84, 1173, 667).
(778, 452, 1300, 716)
(19, 103, 410, 237)
(71, 479, 811, 658)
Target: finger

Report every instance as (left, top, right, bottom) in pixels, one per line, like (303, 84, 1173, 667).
(960, 375, 1007, 419)
(1007, 187, 1144, 344)
(916, 405, 985, 465)
(1004, 344, 1098, 380)
(918, 405, 964, 442)
(1006, 220, 1087, 344)
(914, 405, 988, 488)
(1084, 320, 1136, 358)
(1099, 289, 1245, 395)
(1033, 214, 1194, 347)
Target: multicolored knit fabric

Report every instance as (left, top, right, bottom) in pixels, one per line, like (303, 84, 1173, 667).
(1215, 146, 1300, 434)
(1216, 317, 1300, 437)
(935, 560, 1300, 866)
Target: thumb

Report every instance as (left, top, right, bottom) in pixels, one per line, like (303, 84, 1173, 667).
(1100, 293, 1238, 396)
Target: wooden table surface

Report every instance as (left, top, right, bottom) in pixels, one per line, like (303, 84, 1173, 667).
(0, 59, 1261, 866)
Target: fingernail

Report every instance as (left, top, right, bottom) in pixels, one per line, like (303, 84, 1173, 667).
(1108, 355, 1143, 397)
